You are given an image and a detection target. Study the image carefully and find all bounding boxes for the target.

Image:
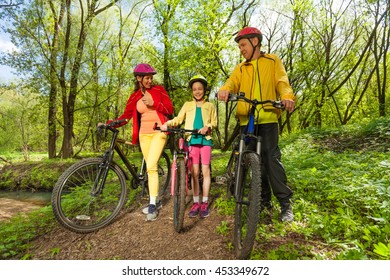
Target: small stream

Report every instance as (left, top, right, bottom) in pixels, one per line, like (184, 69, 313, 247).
(0, 191, 52, 221)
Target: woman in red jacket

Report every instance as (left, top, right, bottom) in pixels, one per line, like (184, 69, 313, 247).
(110, 63, 173, 221)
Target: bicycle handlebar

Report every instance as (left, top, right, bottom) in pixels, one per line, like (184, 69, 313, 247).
(228, 92, 285, 109)
(153, 123, 210, 136)
(97, 119, 128, 131)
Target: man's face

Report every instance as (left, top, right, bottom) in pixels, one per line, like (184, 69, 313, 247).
(238, 37, 259, 61)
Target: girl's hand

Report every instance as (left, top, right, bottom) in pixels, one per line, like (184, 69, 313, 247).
(142, 91, 154, 107)
(198, 126, 210, 135)
(160, 123, 169, 131)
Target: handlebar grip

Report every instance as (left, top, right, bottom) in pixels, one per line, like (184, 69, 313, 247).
(153, 122, 161, 130)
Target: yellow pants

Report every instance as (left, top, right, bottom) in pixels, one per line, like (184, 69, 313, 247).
(139, 132, 168, 197)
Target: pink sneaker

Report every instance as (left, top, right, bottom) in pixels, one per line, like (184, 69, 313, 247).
(188, 202, 200, 218)
(200, 202, 209, 218)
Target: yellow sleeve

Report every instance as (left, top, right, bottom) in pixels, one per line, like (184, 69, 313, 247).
(219, 63, 242, 93)
(167, 102, 188, 127)
(274, 55, 295, 101)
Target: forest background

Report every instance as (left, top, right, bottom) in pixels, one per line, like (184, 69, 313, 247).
(0, 0, 388, 159)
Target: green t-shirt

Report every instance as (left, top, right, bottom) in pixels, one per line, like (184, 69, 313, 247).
(189, 107, 212, 146)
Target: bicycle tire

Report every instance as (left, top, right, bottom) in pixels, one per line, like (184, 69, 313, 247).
(134, 151, 171, 198)
(233, 152, 262, 259)
(158, 151, 171, 198)
(226, 150, 238, 198)
(173, 158, 186, 233)
(51, 158, 128, 233)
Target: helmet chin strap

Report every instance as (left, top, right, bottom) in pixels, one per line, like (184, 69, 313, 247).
(246, 38, 260, 62)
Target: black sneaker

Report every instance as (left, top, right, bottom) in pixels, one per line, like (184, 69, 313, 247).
(146, 204, 158, 221)
(279, 203, 294, 222)
(142, 200, 162, 214)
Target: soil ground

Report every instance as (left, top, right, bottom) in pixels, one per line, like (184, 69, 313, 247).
(26, 195, 236, 260)
(0, 198, 41, 221)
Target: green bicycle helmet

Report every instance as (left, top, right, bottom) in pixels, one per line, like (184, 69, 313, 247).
(189, 74, 208, 89)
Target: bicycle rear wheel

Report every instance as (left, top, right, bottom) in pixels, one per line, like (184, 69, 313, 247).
(51, 158, 128, 233)
(158, 151, 171, 198)
(173, 157, 186, 233)
(233, 152, 262, 259)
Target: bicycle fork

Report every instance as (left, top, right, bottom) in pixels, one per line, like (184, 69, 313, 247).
(91, 129, 118, 196)
(91, 150, 114, 196)
(234, 135, 262, 201)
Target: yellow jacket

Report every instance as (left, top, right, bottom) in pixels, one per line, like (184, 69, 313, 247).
(220, 53, 295, 122)
(167, 100, 217, 141)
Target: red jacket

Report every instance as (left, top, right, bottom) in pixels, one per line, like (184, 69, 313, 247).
(114, 85, 173, 144)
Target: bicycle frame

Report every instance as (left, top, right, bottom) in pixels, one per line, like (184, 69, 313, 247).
(98, 120, 163, 197)
(228, 93, 284, 199)
(224, 92, 284, 259)
(154, 124, 198, 195)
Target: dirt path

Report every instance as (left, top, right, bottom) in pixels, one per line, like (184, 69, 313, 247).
(28, 196, 235, 260)
(0, 198, 41, 221)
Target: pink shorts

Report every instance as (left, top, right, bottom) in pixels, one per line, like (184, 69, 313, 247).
(188, 145, 212, 165)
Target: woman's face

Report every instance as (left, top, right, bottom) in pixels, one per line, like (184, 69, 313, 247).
(192, 81, 205, 100)
(137, 74, 153, 89)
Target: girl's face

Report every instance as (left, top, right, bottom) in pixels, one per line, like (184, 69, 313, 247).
(192, 81, 205, 100)
(137, 74, 153, 89)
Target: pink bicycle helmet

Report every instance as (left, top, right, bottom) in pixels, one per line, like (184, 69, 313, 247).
(133, 63, 157, 76)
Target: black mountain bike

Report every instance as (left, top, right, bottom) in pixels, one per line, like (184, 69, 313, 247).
(224, 93, 285, 259)
(51, 120, 171, 233)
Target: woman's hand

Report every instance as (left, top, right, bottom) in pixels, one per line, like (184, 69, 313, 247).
(142, 91, 154, 107)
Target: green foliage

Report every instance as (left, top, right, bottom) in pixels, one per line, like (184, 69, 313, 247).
(0, 159, 76, 191)
(0, 206, 56, 259)
(213, 117, 390, 259)
(259, 243, 317, 260)
(373, 242, 390, 260)
(216, 221, 230, 236)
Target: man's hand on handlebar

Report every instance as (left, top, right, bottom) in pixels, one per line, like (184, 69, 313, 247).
(217, 89, 230, 102)
(281, 99, 295, 113)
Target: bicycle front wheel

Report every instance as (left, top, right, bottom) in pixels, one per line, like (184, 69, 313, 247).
(226, 150, 238, 198)
(233, 152, 262, 259)
(173, 158, 186, 233)
(51, 158, 128, 233)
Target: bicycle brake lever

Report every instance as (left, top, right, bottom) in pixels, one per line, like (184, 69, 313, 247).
(274, 101, 285, 110)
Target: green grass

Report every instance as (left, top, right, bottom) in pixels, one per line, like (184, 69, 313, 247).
(212, 117, 390, 259)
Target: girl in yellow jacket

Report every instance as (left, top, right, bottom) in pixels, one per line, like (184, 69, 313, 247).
(161, 75, 217, 218)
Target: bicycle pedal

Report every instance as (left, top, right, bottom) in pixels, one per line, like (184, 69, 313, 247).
(216, 176, 227, 183)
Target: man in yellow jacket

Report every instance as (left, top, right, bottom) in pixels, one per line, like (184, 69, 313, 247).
(218, 26, 295, 222)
